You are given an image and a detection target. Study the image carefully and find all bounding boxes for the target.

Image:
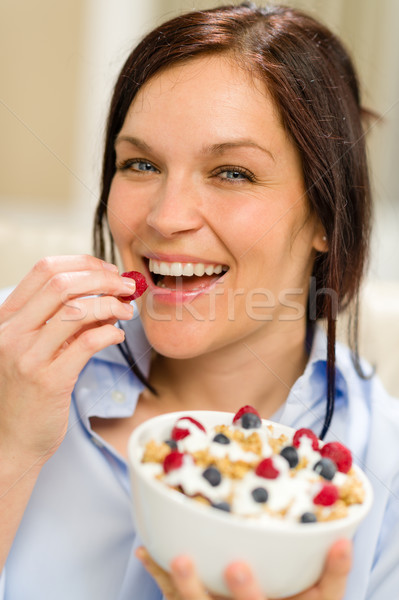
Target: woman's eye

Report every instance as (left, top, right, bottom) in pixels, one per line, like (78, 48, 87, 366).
(221, 170, 246, 180)
(214, 167, 255, 182)
(117, 159, 158, 173)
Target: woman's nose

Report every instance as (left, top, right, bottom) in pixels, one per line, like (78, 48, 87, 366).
(146, 177, 204, 238)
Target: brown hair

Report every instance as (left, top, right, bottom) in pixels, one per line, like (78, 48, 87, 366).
(93, 2, 372, 438)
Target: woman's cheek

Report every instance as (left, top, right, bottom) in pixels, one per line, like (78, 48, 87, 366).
(107, 182, 141, 246)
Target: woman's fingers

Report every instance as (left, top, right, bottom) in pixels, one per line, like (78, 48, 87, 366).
(170, 555, 213, 600)
(32, 295, 133, 361)
(282, 539, 352, 600)
(224, 562, 264, 600)
(136, 548, 224, 600)
(136, 547, 180, 600)
(0, 255, 118, 319)
(316, 539, 352, 600)
(51, 322, 126, 383)
(0, 255, 137, 466)
(135, 541, 351, 600)
(6, 268, 135, 332)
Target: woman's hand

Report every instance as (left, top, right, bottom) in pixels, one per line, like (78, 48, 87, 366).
(0, 255, 136, 468)
(136, 539, 352, 600)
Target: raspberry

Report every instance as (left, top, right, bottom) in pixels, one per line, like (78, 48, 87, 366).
(255, 457, 280, 479)
(232, 405, 261, 424)
(293, 428, 319, 451)
(120, 271, 148, 301)
(163, 451, 185, 473)
(313, 483, 339, 506)
(320, 442, 352, 474)
(171, 416, 206, 441)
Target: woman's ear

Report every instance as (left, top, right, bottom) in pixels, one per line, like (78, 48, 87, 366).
(312, 221, 328, 253)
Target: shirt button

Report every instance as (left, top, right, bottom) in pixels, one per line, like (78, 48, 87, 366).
(111, 390, 126, 404)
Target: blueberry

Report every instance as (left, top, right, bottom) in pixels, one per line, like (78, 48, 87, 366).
(241, 412, 261, 429)
(212, 501, 231, 512)
(164, 439, 178, 451)
(212, 433, 231, 445)
(280, 445, 299, 468)
(251, 487, 269, 503)
(202, 466, 222, 486)
(300, 512, 317, 523)
(313, 458, 337, 481)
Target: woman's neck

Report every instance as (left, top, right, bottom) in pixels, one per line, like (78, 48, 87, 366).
(148, 321, 309, 419)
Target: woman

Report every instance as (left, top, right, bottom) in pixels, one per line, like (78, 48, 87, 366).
(0, 3, 398, 600)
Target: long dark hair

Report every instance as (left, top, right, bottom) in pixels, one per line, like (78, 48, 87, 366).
(93, 2, 372, 438)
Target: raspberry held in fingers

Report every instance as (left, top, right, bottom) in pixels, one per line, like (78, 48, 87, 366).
(120, 271, 148, 301)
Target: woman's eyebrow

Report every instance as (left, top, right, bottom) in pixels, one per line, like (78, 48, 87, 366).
(115, 135, 152, 153)
(115, 135, 275, 163)
(202, 140, 275, 162)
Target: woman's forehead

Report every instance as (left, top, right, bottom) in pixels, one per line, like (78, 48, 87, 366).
(123, 55, 282, 138)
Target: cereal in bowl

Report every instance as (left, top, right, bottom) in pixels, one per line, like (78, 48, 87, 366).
(140, 406, 365, 523)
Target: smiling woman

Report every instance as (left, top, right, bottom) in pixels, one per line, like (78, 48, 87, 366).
(95, 4, 370, 439)
(107, 55, 323, 369)
(1, 3, 399, 600)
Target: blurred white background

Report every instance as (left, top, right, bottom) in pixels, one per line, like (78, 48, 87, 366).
(1, 0, 399, 289)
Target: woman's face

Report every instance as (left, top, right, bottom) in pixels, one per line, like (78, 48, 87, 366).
(108, 55, 325, 358)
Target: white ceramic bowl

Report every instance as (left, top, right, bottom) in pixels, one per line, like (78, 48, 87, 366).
(128, 410, 373, 598)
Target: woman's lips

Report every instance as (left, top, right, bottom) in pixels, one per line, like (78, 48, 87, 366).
(143, 257, 229, 303)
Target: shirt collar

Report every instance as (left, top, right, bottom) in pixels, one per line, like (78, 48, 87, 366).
(75, 316, 349, 431)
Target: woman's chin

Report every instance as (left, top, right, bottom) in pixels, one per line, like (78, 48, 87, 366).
(140, 318, 217, 360)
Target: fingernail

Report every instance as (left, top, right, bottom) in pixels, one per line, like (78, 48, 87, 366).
(121, 277, 136, 291)
(120, 303, 134, 318)
(102, 262, 119, 272)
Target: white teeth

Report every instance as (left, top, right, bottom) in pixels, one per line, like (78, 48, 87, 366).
(204, 265, 214, 276)
(160, 261, 169, 275)
(193, 263, 205, 276)
(148, 258, 228, 277)
(170, 263, 182, 277)
(182, 263, 194, 276)
(151, 261, 160, 275)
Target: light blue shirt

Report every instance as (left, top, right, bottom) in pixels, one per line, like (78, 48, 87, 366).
(2, 308, 399, 599)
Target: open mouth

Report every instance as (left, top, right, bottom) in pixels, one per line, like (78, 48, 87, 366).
(145, 258, 229, 292)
